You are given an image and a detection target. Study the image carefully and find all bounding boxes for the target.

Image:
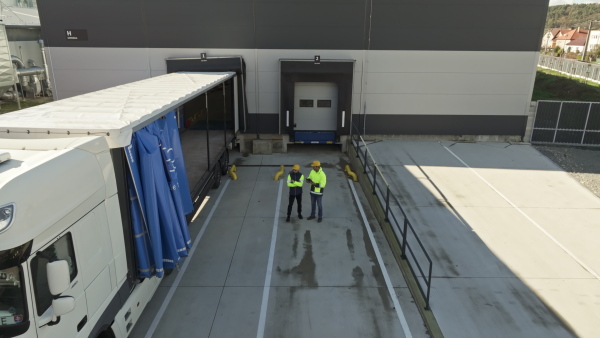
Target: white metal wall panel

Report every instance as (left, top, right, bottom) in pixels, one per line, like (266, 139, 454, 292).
(52, 69, 152, 99)
(365, 73, 533, 95)
(258, 91, 279, 116)
(44, 47, 537, 120)
(257, 71, 279, 94)
(363, 93, 529, 116)
(48, 47, 151, 71)
(365, 50, 539, 74)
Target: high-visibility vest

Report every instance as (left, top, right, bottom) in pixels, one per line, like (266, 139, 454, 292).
(307, 168, 326, 195)
(287, 171, 304, 195)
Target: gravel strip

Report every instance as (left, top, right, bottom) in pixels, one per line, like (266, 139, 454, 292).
(533, 145, 600, 199)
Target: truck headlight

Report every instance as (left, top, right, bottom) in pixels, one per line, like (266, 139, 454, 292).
(0, 203, 15, 234)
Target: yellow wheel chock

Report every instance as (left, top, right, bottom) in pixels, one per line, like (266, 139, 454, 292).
(228, 165, 238, 180)
(274, 165, 284, 180)
(345, 165, 358, 181)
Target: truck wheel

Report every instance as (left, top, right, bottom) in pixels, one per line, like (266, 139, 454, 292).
(212, 164, 222, 189)
(220, 149, 229, 175)
(97, 328, 116, 338)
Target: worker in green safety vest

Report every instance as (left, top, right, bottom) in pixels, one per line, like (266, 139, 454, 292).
(306, 160, 326, 223)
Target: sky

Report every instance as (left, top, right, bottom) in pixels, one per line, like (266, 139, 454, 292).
(549, 0, 600, 5)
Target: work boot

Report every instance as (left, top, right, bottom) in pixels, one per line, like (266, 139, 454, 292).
(298, 214, 303, 219)
(286, 216, 290, 222)
(318, 218, 322, 223)
(307, 216, 315, 220)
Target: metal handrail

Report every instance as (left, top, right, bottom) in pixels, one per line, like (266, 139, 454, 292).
(350, 123, 433, 309)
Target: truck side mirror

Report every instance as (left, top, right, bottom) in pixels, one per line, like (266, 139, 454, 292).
(39, 296, 76, 326)
(52, 297, 75, 318)
(47, 260, 70, 295)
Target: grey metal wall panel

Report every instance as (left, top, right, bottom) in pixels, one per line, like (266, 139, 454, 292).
(254, 2, 366, 49)
(244, 113, 279, 134)
(37, 0, 549, 52)
(144, 1, 255, 48)
(359, 114, 527, 136)
(370, 1, 547, 51)
(38, 1, 147, 48)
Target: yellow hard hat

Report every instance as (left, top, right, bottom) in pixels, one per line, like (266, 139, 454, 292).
(311, 160, 321, 167)
(292, 164, 300, 170)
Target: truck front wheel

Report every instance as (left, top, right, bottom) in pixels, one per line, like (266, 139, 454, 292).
(212, 164, 222, 189)
(220, 149, 229, 175)
(97, 328, 116, 338)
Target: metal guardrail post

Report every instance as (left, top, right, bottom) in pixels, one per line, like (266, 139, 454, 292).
(425, 265, 432, 310)
(384, 188, 390, 222)
(372, 168, 377, 195)
(402, 218, 408, 259)
(363, 147, 368, 173)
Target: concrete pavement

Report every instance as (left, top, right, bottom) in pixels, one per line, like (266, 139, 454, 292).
(129, 144, 429, 338)
(365, 140, 600, 338)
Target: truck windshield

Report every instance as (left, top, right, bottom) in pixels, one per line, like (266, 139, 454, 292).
(0, 266, 25, 326)
(0, 241, 31, 332)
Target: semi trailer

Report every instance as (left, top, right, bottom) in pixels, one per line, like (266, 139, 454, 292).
(0, 71, 240, 337)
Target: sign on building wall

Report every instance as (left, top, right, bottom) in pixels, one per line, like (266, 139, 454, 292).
(65, 29, 88, 41)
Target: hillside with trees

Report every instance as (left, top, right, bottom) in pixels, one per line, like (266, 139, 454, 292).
(546, 3, 600, 29)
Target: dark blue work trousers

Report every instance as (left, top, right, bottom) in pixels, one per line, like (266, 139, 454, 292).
(287, 194, 302, 216)
(310, 193, 323, 218)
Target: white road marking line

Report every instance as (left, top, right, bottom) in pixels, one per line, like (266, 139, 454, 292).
(256, 179, 284, 338)
(144, 179, 231, 338)
(442, 144, 600, 281)
(348, 179, 413, 338)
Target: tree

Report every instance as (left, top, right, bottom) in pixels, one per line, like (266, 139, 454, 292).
(554, 46, 563, 57)
(587, 45, 600, 61)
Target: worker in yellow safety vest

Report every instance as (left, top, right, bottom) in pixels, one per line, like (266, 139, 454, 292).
(286, 164, 304, 222)
(306, 160, 326, 223)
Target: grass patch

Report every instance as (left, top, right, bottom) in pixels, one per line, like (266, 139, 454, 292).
(532, 67, 600, 102)
(0, 97, 53, 115)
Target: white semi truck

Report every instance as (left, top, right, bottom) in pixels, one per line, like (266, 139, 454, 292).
(0, 72, 241, 337)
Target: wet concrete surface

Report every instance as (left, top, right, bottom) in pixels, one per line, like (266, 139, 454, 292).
(128, 144, 429, 338)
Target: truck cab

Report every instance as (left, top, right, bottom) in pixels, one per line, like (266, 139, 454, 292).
(0, 136, 128, 337)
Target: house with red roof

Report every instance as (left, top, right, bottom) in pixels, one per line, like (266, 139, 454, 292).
(553, 27, 588, 52)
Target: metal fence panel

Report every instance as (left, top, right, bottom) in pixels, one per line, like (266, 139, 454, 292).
(538, 55, 600, 84)
(532, 100, 600, 146)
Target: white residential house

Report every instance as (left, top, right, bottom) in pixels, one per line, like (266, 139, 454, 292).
(541, 29, 560, 49)
(586, 30, 600, 51)
(566, 36, 586, 53)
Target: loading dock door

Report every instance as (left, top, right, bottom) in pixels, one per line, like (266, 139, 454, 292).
(294, 82, 337, 143)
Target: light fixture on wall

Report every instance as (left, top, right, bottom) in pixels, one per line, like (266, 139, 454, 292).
(201, 53, 207, 62)
(314, 55, 320, 64)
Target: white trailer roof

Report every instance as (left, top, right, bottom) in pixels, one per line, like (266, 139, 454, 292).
(0, 72, 235, 148)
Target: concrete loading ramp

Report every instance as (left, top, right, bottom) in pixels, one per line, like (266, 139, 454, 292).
(125, 140, 600, 337)
(128, 145, 429, 338)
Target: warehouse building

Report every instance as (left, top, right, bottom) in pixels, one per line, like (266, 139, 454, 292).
(36, 0, 549, 150)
